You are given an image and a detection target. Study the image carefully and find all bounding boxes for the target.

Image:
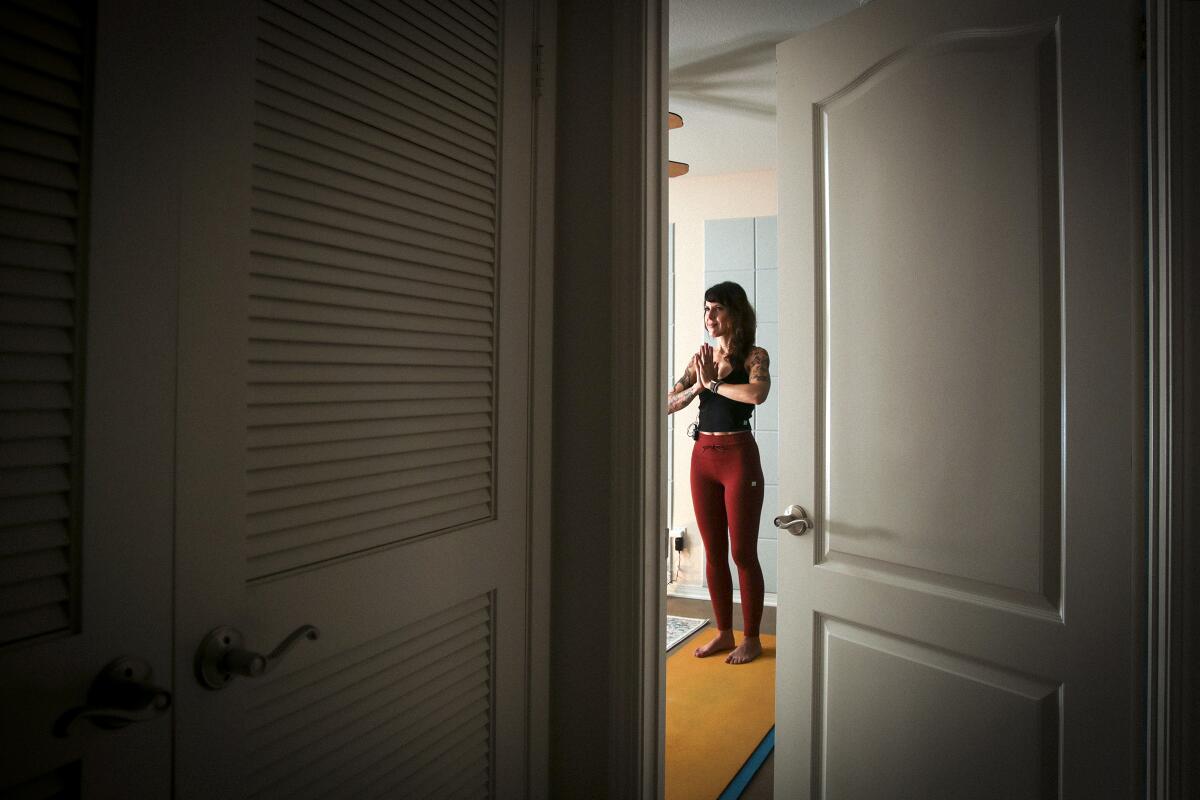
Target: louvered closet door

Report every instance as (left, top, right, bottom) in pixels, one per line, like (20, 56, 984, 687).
(0, 1, 174, 794)
(171, 1, 539, 797)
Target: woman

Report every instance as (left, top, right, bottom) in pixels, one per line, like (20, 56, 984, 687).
(667, 281, 771, 664)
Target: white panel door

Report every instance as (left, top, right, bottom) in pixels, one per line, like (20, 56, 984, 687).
(165, 1, 540, 797)
(774, 0, 1142, 796)
(0, 3, 175, 795)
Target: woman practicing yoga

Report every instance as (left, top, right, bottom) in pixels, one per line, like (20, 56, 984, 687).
(666, 281, 771, 664)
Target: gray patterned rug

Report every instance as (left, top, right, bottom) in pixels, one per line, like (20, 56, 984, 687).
(666, 615, 708, 652)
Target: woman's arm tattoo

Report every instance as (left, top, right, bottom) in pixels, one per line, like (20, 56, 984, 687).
(667, 367, 701, 413)
(748, 348, 771, 383)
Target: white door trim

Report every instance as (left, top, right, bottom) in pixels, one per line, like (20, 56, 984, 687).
(610, 0, 668, 797)
(1146, 1, 1196, 797)
(526, 0, 557, 796)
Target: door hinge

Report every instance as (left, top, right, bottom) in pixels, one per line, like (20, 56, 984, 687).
(534, 43, 545, 99)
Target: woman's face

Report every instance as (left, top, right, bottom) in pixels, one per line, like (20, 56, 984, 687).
(703, 301, 730, 339)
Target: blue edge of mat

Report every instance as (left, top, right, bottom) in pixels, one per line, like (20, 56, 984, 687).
(717, 726, 775, 800)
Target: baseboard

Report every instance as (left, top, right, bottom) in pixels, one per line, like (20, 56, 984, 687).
(667, 583, 779, 608)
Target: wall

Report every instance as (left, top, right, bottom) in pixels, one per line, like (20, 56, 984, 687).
(667, 171, 778, 596)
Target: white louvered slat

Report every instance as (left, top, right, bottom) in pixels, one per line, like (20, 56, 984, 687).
(251, 209, 493, 278)
(252, 461, 490, 526)
(248, 380, 490, 405)
(0, 90, 79, 137)
(0, 520, 68, 557)
(252, 629, 488, 747)
(247, 426, 490, 470)
(248, 472, 490, 537)
(8, 0, 83, 29)
(248, 297, 492, 339)
(0, 601, 68, 644)
(252, 188, 494, 264)
(310, 0, 497, 95)
(0, 1, 87, 647)
(0, 383, 70, 410)
(256, 631, 488, 731)
(247, 441, 490, 493)
(403, 0, 499, 66)
(253, 596, 488, 708)
(251, 232, 494, 293)
(0, 62, 79, 110)
(431, 0, 498, 47)
(245, 594, 492, 799)
(0, 179, 76, 219)
(0, 266, 74, 297)
(248, 456, 490, 515)
(0, 5, 80, 54)
(0, 31, 81, 82)
(0, 150, 75, 190)
(246, 500, 490, 575)
(0, 209, 74, 245)
(246, 396, 490, 427)
(250, 273, 493, 319)
(249, 319, 491, 354)
(255, 93, 496, 206)
(257, 37, 496, 150)
(444, 0, 499, 37)
(253, 143, 494, 235)
(0, 238, 74, 272)
(0, 466, 69, 499)
(0, 120, 79, 163)
(252, 167, 494, 251)
(256, 61, 495, 178)
(0, 547, 69, 585)
(0, 325, 72, 354)
(257, 5, 494, 128)
(0, 410, 71, 439)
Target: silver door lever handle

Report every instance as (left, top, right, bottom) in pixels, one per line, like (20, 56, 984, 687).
(54, 657, 171, 737)
(195, 625, 319, 690)
(773, 504, 812, 535)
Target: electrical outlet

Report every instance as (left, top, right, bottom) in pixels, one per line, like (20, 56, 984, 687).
(669, 527, 685, 552)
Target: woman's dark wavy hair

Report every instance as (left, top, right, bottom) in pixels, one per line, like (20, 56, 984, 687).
(705, 281, 756, 363)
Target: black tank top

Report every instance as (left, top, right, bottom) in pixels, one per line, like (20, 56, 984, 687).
(698, 361, 754, 432)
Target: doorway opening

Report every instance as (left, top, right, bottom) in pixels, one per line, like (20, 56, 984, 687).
(661, 3, 860, 796)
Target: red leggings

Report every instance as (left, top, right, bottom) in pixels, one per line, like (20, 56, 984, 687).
(689, 432, 765, 637)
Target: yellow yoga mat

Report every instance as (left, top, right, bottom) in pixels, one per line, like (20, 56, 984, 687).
(665, 632, 776, 800)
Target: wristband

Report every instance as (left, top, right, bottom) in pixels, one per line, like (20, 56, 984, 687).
(710, 379, 722, 395)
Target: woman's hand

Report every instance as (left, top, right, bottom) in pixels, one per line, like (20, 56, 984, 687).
(694, 344, 718, 389)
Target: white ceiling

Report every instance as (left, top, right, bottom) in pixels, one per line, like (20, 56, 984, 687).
(668, 0, 867, 177)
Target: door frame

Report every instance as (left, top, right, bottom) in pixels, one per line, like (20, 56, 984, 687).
(620, 1, 1195, 798)
(1146, 0, 1197, 796)
(610, 0, 669, 796)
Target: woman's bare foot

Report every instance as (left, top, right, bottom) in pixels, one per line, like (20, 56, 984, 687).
(725, 636, 762, 664)
(694, 628, 735, 658)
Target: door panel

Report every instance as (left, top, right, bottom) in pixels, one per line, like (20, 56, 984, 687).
(172, 0, 535, 796)
(776, 0, 1141, 796)
(818, 23, 1061, 612)
(0, 2, 175, 794)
